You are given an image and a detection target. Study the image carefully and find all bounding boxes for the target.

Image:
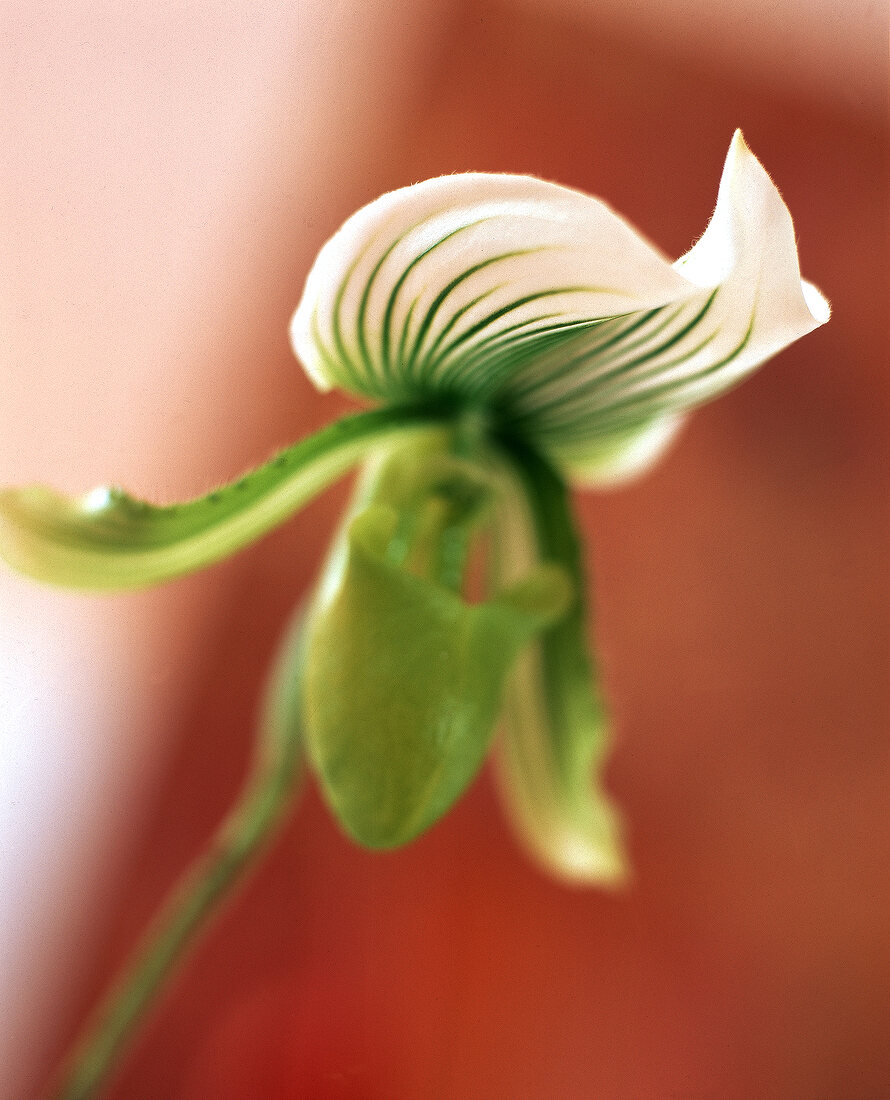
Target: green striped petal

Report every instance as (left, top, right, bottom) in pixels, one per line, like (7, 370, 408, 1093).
(291, 169, 696, 404)
(0, 407, 445, 590)
(291, 132, 828, 484)
(486, 435, 627, 885)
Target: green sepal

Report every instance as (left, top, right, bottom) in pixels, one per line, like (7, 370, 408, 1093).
(303, 499, 571, 850)
(0, 406, 447, 591)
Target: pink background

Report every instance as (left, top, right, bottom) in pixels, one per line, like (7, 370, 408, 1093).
(2, 2, 888, 1097)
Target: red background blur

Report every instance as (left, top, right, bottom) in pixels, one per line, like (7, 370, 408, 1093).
(3, 3, 888, 1098)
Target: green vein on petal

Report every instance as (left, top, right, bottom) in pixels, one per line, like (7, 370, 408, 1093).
(507, 289, 720, 424)
(330, 253, 366, 391)
(512, 293, 723, 430)
(450, 318, 609, 405)
(0, 406, 448, 591)
(378, 215, 507, 378)
(504, 306, 674, 403)
(425, 286, 616, 382)
(433, 311, 624, 409)
(407, 248, 543, 382)
(357, 230, 407, 388)
(416, 285, 504, 386)
(395, 295, 420, 378)
(541, 312, 758, 440)
(434, 311, 564, 394)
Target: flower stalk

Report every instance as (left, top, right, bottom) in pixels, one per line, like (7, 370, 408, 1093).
(51, 604, 307, 1099)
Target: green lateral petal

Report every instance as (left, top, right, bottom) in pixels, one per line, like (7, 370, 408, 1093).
(486, 435, 627, 885)
(302, 441, 571, 849)
(0, 406, 446, 590)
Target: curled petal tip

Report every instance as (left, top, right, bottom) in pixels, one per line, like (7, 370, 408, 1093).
(803, 278, 831, 325)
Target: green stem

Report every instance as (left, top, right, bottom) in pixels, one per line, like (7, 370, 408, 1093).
(52, 611, 308, 1099)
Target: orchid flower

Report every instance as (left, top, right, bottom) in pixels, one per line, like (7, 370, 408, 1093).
(0, 132, 827, 1096)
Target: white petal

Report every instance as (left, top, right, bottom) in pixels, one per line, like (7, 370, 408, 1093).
(507, 132, 829, 475)
(667, 130, 829, 391)
(291, 173, 696, 401)
(291, 136, 828, 482)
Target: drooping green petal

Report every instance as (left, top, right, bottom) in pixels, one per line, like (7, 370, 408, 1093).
(290, 133, 828, 485)
(486, 434, 627, 885)
(0, 406, 447, 590)
(302, 441, 571, 849)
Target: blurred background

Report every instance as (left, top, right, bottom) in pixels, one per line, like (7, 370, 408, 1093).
(1, 2, 887, 1097)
